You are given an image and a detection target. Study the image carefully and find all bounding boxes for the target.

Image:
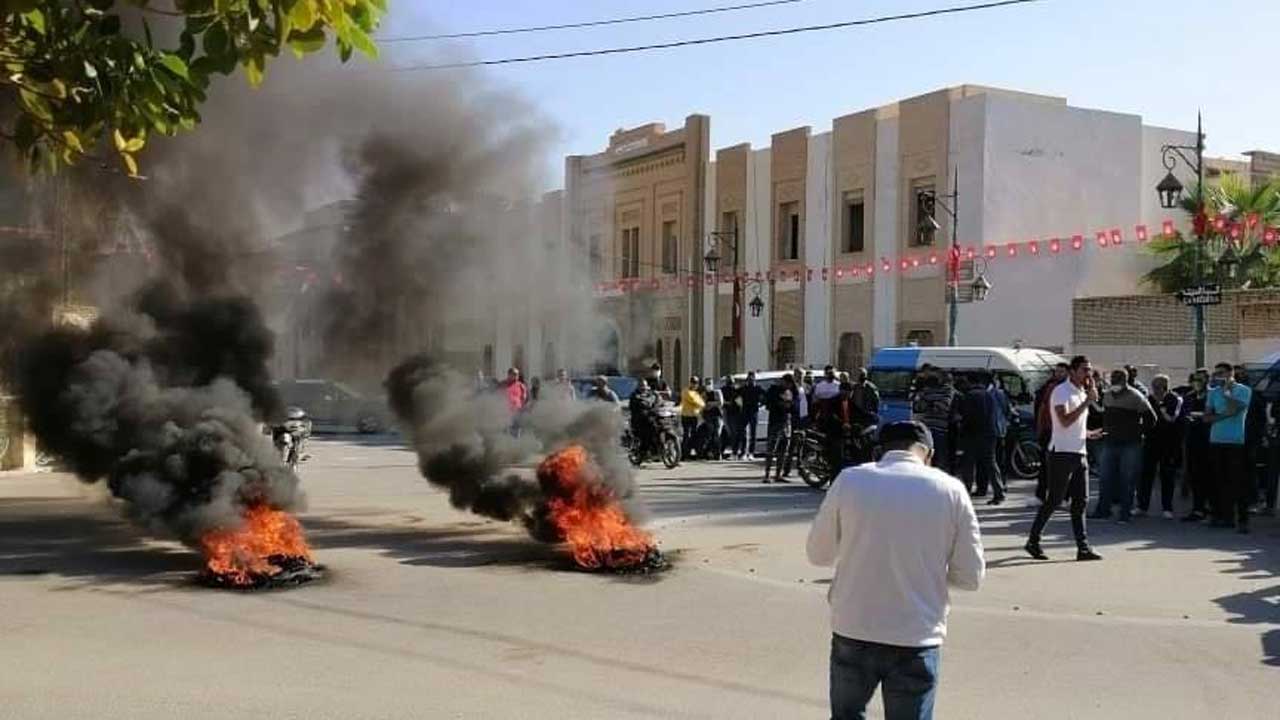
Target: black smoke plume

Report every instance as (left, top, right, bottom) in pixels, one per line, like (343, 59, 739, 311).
(15, 281, 297, 540)
(385, 355, 642, 543)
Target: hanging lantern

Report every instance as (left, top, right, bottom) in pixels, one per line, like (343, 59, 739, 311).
(748, 294, 765, 318)
(1156, 171, 1184, 209)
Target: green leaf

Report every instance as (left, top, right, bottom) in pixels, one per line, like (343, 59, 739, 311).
(289, 0, 316, 30)
(287, 27, 326, 56)
(83, 61, 98, 79)
(346, 23, 378, 59)
(159, 53, 190, 81)
(22, 8, 45, 35)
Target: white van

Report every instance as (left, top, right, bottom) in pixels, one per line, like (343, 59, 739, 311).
(867, 346, 1067, 425)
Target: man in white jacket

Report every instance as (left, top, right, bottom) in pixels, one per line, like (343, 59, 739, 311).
(807, 421, 985, 720)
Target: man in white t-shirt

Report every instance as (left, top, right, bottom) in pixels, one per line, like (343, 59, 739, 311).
(1025, 355, 1104, 561)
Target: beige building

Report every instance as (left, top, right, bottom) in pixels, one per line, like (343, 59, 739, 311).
(566, 117, 711, 378)
(559, 85, 1215, 379)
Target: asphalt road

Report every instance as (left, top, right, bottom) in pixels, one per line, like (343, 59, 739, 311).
(1, 436, 1277, 719)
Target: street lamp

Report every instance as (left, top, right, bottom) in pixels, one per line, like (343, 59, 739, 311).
(702, 244, 722, 274)
(704, 228, 767, 373)
(1219, 241, 1240, 280)
(970, 272, 993, 302)
(1156, 171, 1185, 210)
(1155, 112, 1208, 368)
(916, 167, 966, 346)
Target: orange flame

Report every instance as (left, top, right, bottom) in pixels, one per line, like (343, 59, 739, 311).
(537, 445, 655, 570)
(199, 505, 313, 586)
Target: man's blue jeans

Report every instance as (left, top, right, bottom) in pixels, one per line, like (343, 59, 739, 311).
(830, 634, 940, 720)
(1096, 440, 1142, 519)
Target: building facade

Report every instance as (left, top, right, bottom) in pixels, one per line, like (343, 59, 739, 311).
(452, 84, 1211, 380)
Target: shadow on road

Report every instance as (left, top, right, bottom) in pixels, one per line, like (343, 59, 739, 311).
(0, 498, 197, 587)
(640, 473, 823, 523)
(302, 514, 672, 584)
(978, 477, 1280, 665)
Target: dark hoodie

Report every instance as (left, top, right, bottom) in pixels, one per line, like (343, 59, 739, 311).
(1102, 384, 1157, 444)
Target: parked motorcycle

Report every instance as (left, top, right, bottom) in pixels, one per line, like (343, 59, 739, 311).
(1003, 410, 1042, 480)
(272, 406, 311, 471)
(625, 403, 682, 469)
(797, 424, 879, 490)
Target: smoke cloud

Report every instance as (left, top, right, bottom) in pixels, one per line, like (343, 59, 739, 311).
(385, 355, 642, 544)
(15, 281, 297, 540)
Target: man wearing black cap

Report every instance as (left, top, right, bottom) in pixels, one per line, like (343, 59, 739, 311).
(807, 420, 985, 720)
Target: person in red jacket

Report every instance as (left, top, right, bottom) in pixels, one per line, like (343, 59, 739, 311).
(501, 367, 529, 435)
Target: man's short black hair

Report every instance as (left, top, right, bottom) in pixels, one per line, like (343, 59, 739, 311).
(1069, 355, 1090, 371)
(1214, 362, 1233, 373)
(1055, 362, 1069, 370)
(879, 421, 934, 453)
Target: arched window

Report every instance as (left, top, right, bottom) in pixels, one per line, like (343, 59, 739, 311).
(719, 337, 735, 377)
(837, 332, 864, 372)
(905, 330, 934, 347)
(512, 344, 525, 375)
(775, 336, 797, 369)
(543, 342, 556, 378)
(673, 338, 683, 384)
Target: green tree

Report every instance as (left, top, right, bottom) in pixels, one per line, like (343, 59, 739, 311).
(1, 0, 384, 175)
(1144, 173, 1280, 292)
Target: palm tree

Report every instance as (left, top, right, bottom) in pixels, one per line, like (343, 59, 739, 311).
(1143, 173, 1280, 292)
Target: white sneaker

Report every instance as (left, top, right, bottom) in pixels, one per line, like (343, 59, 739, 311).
(746, 453, 756, 461)
(1162, 511, 1174, 519)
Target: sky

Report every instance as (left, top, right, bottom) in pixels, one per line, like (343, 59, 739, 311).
(375, 0, 1278, 191)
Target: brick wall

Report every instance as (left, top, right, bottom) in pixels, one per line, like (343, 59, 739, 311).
(1073, 289, 1280, 346)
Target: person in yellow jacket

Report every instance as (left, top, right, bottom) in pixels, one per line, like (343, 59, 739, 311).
(680, 376, 706, 458)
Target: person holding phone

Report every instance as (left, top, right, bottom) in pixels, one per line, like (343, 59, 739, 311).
(1204, 362, 1253, 533)
(1026, 355, 1104, 561)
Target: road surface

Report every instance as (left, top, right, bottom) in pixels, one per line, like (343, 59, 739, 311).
(1, 436, 1276, 718)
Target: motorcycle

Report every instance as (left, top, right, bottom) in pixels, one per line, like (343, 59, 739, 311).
(272, 406, 311, 471)
(1003, 410, 1042, 480)
(625, 403, 682, 469)
(798, 424, 879, 490)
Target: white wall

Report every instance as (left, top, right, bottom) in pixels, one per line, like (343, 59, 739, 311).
(744, 148, 772, 372)
(804, 132, 833, 365)
(959, 94, 1160, 349)
(872, 115, 900, 349)
(702, 160, 717, 377)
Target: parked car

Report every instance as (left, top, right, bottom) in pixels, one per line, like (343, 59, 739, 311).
(275, 379, 390, 434)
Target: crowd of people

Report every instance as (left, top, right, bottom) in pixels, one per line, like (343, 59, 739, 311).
(479, 356, 1279, 536)
(1025, 357, 1277, 541)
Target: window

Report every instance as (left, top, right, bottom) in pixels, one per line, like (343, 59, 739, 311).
(588, 234, 602, 277)
(910, 180, 936, 247)
(661, 221, 678, 275)
(512, 344, 525, 375)
(775, 336, 797, 368)
(721, 211, 739, 269)
(905, 329, 934, 346)
(836, 332, 864, 372)
(619, 227, 640, 278)
(843, 196, 865, 253)
(672, 338, 682, 386)
(719, 336, 736, 377)
(778, 202, 800, 260)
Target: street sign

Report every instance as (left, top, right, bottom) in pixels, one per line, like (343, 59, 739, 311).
(1177, 284, 1222, 306)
